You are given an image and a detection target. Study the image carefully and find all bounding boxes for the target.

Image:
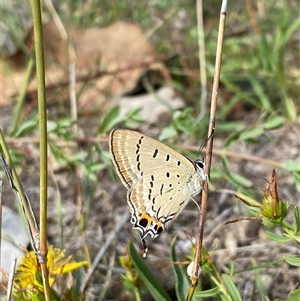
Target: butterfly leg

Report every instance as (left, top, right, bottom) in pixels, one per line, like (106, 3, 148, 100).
(191, 197, 201, 212)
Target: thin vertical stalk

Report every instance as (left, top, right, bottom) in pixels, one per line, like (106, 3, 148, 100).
(195, 0, 207, 123)
(187, 1, 227, 299)
(30, 0, 50, 299)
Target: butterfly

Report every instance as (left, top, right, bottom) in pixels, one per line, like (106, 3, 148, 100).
(109, 129, 207, 256)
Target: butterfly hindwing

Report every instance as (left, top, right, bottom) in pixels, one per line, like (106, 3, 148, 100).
(109, 128, 206, 249)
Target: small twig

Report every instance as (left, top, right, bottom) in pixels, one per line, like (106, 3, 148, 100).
(98, 247, 116, 301)
(195, 0, 207, 123)
(0, 132, 40, 253)
(204, 206, 234, 243)
(44, 0, 68, 40)
(245, 0, 260, 35)
(11, 59, 35, 133)
(5, 136, 285, 169)
(6, 259, 17, 301)
(80, 211, 130, 293)
(182, 146, 285, 169)
(189, 0, 228, 292)
(213, 240, 299, 257)
(0, 181, 2, 286)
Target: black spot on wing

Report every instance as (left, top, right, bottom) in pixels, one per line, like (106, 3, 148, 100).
(136, 153, 141, 171)
(135, 136, 143, 169)
(153, 148, 158, 158)
(160, 184, 164, 195)
(138, 136, 144, 144)
(139, 218, 148, 228)
(154, 224, 163, 235)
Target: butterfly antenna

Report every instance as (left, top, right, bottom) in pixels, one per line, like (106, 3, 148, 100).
(197, 128, 215, 159)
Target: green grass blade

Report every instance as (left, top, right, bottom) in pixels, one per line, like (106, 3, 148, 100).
(221, 274, 242, 301)
(170, 238, 189, 301)
(293, 207, 300, 233)
(284, 256, 300, 267)
(285, 288, 300, 301)
(128, 241, 172, 301)
(194, 286, 219, 298)
(265, 231, 291, 243)
(98, 105, 121, 134)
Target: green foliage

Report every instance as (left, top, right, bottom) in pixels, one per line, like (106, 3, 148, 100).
(46, 118, 106, 181)
(98, 105, 143, 134)
(159, 108, 209, 141)
(220, 275, 242, 301)
(10, 114, 39, 138)
(218, 4, 300, 121)
(284, 256, 300, 267)
(121, 168, 299, 300)
(124, 227, 300, 300)
(284, 288, 300, 301)
(170, 238, 189, 301)
(126, 240, 244, 301)
(119, 252, 146, 298)
(128, 241, 172, 301)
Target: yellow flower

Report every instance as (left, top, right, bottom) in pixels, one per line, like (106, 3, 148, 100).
(12, 245, 87, 298)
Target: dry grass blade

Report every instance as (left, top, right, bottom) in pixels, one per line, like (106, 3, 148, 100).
(81, 211, 130, 293)
(0, 132, 40, 255)
(6, 259, 17, 301)
(188, 0, 228, 295)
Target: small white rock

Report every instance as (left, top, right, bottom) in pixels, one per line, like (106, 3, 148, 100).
(1, 206, 29, 273)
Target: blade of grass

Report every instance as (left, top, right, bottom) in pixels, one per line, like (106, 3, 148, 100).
(128, 241, 172, 301)
(170, 238, 189, 301)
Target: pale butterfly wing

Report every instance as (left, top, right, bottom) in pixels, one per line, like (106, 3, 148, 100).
(127, 169, 202, 239)
(109, 129, 206, 247)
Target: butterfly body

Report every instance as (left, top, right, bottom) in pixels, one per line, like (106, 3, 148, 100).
(109, 129, 206, 250)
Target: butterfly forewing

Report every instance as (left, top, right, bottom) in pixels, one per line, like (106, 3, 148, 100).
(110, 129, 142, 188)
(110, 129, 197, 186)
